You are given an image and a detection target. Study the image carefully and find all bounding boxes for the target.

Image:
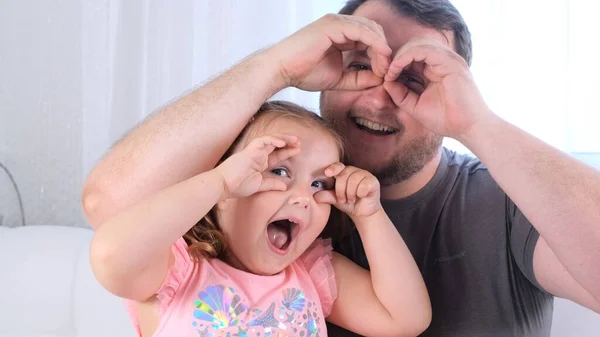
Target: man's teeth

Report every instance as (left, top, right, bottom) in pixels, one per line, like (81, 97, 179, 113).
(354, 118, 396, 132)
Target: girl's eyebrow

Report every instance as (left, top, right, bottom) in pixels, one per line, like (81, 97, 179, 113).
(312, 166, 334, 179)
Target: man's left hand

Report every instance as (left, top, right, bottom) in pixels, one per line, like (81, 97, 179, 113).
(383, 37, 493, 140)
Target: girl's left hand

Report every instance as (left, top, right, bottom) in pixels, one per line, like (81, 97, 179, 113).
(315, 163, 382, 218)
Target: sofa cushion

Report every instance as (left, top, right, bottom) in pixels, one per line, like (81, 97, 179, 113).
(0, 226, 135, 337)
(73, 233, 134, 337)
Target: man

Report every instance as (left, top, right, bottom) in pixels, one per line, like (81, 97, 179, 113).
(82, 0, 600, 336)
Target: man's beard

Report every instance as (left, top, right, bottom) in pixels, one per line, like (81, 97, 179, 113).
(347, 130, 443, 187)
(320, 102, 443, 187)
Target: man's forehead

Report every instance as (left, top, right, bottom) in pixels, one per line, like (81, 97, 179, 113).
(352, 0, 454, 52)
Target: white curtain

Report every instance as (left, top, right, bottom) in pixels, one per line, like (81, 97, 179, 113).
(0, 0, 342, 227)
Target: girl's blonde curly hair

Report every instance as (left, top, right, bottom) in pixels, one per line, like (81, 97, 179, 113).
(183, 100, 347, 261)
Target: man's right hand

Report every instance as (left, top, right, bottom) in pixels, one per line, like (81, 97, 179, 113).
(266, 14, 392, 92)
(82, 14, 391, 229)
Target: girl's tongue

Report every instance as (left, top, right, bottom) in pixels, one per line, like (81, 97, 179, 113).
(267, 220, 291, 250)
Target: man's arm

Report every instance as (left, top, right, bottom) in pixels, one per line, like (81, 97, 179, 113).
(533, 236, 600, 313)
(82, 14, 391, 228)
(460, 115, 600, 310)
(384, 37, 600, 310)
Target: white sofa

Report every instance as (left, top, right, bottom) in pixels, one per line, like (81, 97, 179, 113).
(0, 225, 135, 337)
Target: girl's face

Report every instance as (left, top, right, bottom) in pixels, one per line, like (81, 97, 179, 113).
(217, 117, 341, 275)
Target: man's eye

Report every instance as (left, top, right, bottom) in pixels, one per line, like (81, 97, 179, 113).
(348, 63, 371, 71)
(398, 74, 426, 94)
(271, 168, 289, 177)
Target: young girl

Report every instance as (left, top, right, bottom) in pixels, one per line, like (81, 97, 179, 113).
(90, 101, 431, 337)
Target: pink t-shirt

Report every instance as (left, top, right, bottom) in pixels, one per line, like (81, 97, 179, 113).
(126, 238, 337, 337)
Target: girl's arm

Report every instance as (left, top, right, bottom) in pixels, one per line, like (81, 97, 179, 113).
(316, 164, 431, 336)
(90, 169, 226, 302)
(327, 210, 431, 337)
(90, 134, 299, 302)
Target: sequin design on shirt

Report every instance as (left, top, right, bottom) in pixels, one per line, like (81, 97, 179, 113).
(282, 288, 305, 312)
(192, 285, 248, 329)
(192, 285, 323, 337)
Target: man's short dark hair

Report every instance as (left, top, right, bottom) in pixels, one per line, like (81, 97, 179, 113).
(339, 0, 473, 66)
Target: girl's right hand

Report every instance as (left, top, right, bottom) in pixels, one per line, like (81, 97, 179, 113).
(215, 133, 301, 199)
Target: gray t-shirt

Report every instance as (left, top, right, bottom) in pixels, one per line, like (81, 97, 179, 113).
(327, 148, 554, 337)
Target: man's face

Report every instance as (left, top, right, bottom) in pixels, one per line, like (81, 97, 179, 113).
(320, 0, 454, 186)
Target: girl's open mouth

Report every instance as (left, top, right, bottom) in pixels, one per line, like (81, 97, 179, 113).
(266, 219, 299, 254)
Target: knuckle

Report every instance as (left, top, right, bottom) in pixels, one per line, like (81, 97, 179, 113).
(322, 13, 339, 23)
(373, 180, 380, 189)
(455, 54, 469, 68)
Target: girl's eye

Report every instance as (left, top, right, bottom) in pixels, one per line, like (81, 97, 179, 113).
(271, 168, 289, 177)
(348, 63, 371, 71)
(312, 180, 333, 190)
(311, 180, 326, 190)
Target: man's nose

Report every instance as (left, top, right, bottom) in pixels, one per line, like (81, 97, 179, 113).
(359, 84, 396, 111)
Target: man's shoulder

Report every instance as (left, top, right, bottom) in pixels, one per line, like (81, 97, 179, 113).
(443, 147, 488, 176)
(441, 147, 503, 199)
